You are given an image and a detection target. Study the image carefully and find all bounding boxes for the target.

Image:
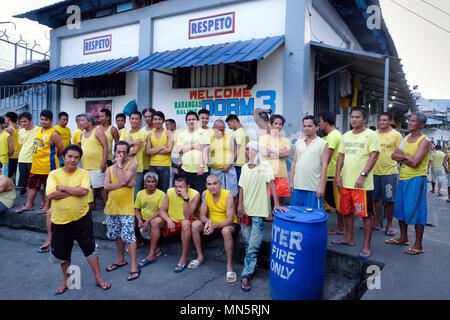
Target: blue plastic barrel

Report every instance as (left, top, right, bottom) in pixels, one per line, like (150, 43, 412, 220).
(270, 206, 328, 300)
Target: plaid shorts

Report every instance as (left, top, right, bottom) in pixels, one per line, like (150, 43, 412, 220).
(106, 215, 136, 244)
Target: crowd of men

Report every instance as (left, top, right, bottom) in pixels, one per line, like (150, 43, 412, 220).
(0, 105, 448, 296)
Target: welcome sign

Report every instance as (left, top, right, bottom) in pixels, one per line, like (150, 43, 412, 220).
(189, 12, 235, 39)
(83, 34, 112, 55)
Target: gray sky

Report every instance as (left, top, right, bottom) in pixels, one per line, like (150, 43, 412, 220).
(1, 0, 449, 99)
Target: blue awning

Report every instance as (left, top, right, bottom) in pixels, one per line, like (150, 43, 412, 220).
(24, 56, 138, 84)
(121, 35, 285, 72)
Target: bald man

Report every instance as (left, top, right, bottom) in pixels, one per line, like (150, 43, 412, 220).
(209, 120, 238, 197)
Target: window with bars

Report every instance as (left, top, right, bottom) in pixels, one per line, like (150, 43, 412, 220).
(73, 73, 126, 98)
(172, 61, 257, 89)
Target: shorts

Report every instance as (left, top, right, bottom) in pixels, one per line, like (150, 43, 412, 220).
(7, 158, 18, 178)
(27, 173, 48, 190)
(324, 177, 341, 211)
(373, 174, 398, 202)
(448, 173, 450, 186)
(204, 223, 240, 240)
(18, 163, 32, 189)
(431, 168, 446, 183)
(1, 163, 8, 176)
(106, 215, 136, 244)
(290, 189, 323, 209)
(149, 166, 171, 193)
(162, 218, 194, 237)
(394, 176, 427, 226)
(339, 188, 374, 218)
(270, 177, 290, 198)
(51, 211, 96, 262)
(210, 167, 238, 197)
(88, 169, 105, 189)
(179, 169, 209, 196)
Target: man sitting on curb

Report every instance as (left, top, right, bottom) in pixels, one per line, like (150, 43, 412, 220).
(138, 176, 200, 272)
(190, 174, 238, 283)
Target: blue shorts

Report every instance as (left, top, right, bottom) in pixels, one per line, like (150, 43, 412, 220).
(394, 176, 427, 226)
(106, 215, 136, 244)
(2, 163, 8, 176)
(290, 189, 323, 209)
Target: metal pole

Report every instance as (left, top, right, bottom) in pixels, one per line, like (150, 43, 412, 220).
(383, 57, 390, 112)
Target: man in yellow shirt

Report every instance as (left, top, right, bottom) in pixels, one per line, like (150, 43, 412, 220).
(54, 112, 72, 167)
(209, 120, 238, 197)
(146, 111, 173, 192)
(334, 107, 380, 259)
(429, 145, 446, 197)
(198, 109, 214, 143)
(4, 112, 20, 182)
(98, 109, 119, 167)
(140, 108, 156, 173)
(176, 111, 210, 195)
(190, 174, 238, 283)
(444, 151, 450, 202)
(120, 110, 147, 198)
(225, 114, 248, 181)
(115, 113, 127, 136)
(373, 113, 403, 235)
(140, 176, 200, 272)
(0, 116, 14, 177)
(72, 114, 83, 146)
(46, 144, 110, 294)
(319, 111, 344, 235)
(104, 141, 140, 281)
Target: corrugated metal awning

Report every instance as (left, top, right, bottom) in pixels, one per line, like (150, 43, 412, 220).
(121, 36, 285, 72)
(24, 56, 138, 84)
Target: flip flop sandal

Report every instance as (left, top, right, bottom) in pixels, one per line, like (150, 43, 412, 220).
(138, 258, 158, 268)
(55, 286, 68, 295)
(331, 239, 355, 246)
(328, 229, 345, 235)
(359, 250, 372, 259)
(226, 272, 237, 283)
(96, 282, 111, 291)
(404, 248, 426, 255)
(15, 208, 32, 213)
(385, 230, 396, 236)
(240, 278, 251, 292)
(105, 262, 128, 272)
(187, 259, 201, 269)
(174, 263, 187, 273)
(385, 239, 409, 245)
(37, 246, 50, 253)
(127, 270, 141, 281)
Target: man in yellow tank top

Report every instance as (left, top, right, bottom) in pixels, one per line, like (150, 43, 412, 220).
(0, 116, 14, 177)
(140, 176, 200, 272)
(115, 113, 127, 137)
(17, 112, 39, 196)
(98, 108, 119, 167)
(54, 112, 72, 167)
(390, 113, 431, 255)
(190, 174, 238, 282)
(104, 141, 141, 281)
(80, 113, 108, 208)
(72, 114, 83, 146)
(444, 150, 450, 202)
(145, 110, 173, 192)
(141, 108, 155, 173)
(18, 110, 64, 214)
(209, 120, 239, 197)
(5, 112, 20, 182)
(429, 144, 446, 196)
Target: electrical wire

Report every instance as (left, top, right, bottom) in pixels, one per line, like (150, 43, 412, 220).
(421, 0, 450, 16)
(390, 0, 450, 34)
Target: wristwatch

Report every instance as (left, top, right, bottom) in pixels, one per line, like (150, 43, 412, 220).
(360, 171, 368, 177)
(183, 197, 190, 202)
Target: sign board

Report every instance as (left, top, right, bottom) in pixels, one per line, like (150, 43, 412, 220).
(83, 35, 112, 55)
(189, 12, 235, 39)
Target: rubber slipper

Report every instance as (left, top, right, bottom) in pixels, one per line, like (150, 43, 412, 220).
(385, 230, 396, 236)
(385, 239, 409, 245)
(138, 258, 158, 268)
(404, 248, 425, 255)
(105, 262, 128, 272)
(55, 286, 68, 295)
(127, 270, 141, 281)
(15, 208, 32, 213)
(328, 229, 345, 235)
(331, 239, 355, 246)
(96, 282, 111, 291)
(37, 246, 50, 253)
(174, 263, 186, 273)
(240, 278, 251, 292)
(359, 250, 372, 259)
(187, 259, 201, 269)
(37, 209, 47, 214)
(227, 272, 237, 283)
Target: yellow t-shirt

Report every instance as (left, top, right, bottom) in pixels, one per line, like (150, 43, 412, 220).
(210, 133, 234, 169)
(400, 135, 430, 180)
(259, 134, 290, 178)
(0, 131, 10, 166)
(31, 127, 60, 174)
(104, 162, 135, 216)
(323, 129, 342, 177)
(73, 128, 82, 145)
(233, 127, 248, 167)
(149, 129, 171, 167)
(140, 127, 154, 170)
(81, 127, 104, 170)
(374, 129, 403, 175)
(103, 125, 114, 161)
(238, 162, 274, 217)
(176, 128, 210, 173)
(120, 129, 146, 173)
(205, 189, 237, 224)
(431, 150, 446, 169)
(54, 125, 72, 149)
(338, 129, 380, 190)
(46, 168, 90, 225)
(135, 189, 165, 220)
(18, 126, 40, 163)
(167, 187, 199, 222)
(9, 126, 21, 159)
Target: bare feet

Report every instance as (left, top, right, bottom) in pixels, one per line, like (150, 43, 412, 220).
(328, 228, 345, 235)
